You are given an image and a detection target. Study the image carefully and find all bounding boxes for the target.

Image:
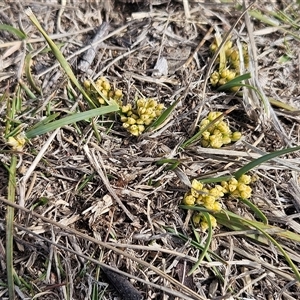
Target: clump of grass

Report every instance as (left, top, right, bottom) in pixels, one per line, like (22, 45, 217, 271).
(209, 34, 249, 91)
(180, 145, 300, 279)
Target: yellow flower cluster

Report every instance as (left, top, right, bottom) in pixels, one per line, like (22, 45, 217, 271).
(120, 98, 164, 136)
(192, 213, 217, 231)
(221, 174, 252, 199)
(200, 111, 241, 148)
(183, 179, 224, 210)
(183, 174, 253, 230)
(183, 179, 224, 230)
(210, 38, 249, 90)
(83, 76, 123, 105)
(7, 132, 26, 151)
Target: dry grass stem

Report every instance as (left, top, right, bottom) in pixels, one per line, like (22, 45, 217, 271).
(1, 1, 300, 299)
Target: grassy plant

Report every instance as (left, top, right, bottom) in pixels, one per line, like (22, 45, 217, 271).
(180, 144, 300, 279)
(5, 155, 17, 299)
(25, 104, 119, 138)
(1, 2, 300, 299)
(3, 91, 21, 299)
(25, 8, 96, 108)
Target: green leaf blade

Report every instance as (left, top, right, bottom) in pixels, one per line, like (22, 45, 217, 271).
(26, 104, 119, 138)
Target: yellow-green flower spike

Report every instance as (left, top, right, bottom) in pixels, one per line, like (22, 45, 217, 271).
(192, 212, 202, 225)
(222, 135, 232, 145)
(7, 132, 26, 151)
(209, 36, 249, 90)
(199, 214, 217, 231)
(120, 116, 128, 122)
(231, 131, 242, 141)
(183, 194, 196, 206)
(200, 111, 242, 148)
(192, 179, 203, 191)
(120, 98, 164, 136)
(239, 174, 252, 185)
(122, 104, 132, 113)
(84, 76, 123, 106)
(210, 71, 220, 86)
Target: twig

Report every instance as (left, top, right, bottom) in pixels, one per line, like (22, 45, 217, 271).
(182, 26, 214, 70)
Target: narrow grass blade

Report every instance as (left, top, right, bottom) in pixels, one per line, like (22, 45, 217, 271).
(148, 96, 182, 132)
(268, 97, 298, 111)
(179, 204, 212, 213)
(249, 10, 300, 41)
(26, 103, 119, 138)
(234, 145, 300, 179)
(76, 174, 95, 193)
(24, 8, 95, 108)
(24, 53, 41, 95)
(215, 209, 300, 243)
(0, 24, 26, 39)
(271, 10, 300, 29)
(239, 197, 268, 224)
(217, 74, 272, 116)
(156, 158, 181, 170)
(18, 79, 37, 100)
(196, 175, 232, 184)
(181, 205, 300, 243)
(4, 124, 26, 139)
(188, 212, 213, 275)
(242, 219, 300, 281)
(216, 73, 251, 91)
(190, 221, 225, 283)
(165, 226, 226, 263)
(6, 155, 17, 299)
(156, 158, 180, 165)
(91, 119, 102, 143)
(29, 113, 61, 131)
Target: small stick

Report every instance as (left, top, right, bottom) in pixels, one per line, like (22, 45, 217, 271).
(182, 26, 214, 69)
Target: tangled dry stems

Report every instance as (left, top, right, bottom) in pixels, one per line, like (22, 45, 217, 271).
(1, 1, 300, 299)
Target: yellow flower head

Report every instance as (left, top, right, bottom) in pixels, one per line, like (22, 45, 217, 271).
(209, 137, 223, 149)
(231, 131, 242, 141)
(192, 212, 201, 225)
(7, 132, 26, 151)
(200, 214, 217, 231)
(191, 179, 203, 191)
(202, 195, 216, 206)
(239, 174, 252, 185)
(183, 194, 196, 206)
(120, 98, 164, 136)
